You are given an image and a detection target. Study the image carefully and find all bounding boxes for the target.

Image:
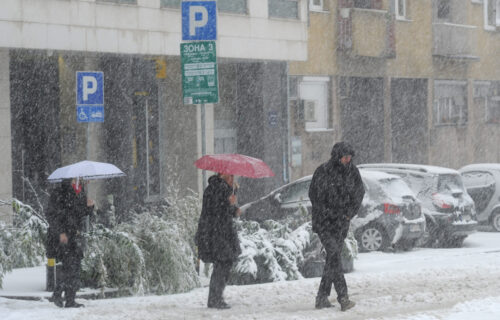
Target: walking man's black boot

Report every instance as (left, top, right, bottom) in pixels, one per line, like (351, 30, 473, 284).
(339, 297, 355, 311)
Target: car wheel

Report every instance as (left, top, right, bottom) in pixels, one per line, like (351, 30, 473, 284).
(358, 225, 389, 252)
(491, 211, 500, 232)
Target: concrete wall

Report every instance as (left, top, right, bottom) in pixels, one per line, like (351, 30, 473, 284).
(0, 49, 12, 223)
(0, 0, 308, 61)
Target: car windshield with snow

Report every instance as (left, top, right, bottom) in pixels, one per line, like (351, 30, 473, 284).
(359, 164, 477, 247)
(460, 164, 500, 232)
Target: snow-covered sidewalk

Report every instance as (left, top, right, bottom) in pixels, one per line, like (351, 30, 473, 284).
(2, 232, 500, 319)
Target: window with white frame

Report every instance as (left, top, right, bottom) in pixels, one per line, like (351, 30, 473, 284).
(160, 0, 180, 8)
(309, 0, 324, 11)
(299, 77, 329, 130)
(269, 0, 299, 19)
(434, 81, 468, 125)
(474, 81, 500, 124)
(395, 0, 407, 19)
(219, 0, 248, 14)
(484, 0, 500, 29)
(160, 0, 247, 14)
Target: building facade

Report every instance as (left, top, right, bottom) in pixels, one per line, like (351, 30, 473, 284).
(0, 0, 309, 222)
(289, 0, 500, 181)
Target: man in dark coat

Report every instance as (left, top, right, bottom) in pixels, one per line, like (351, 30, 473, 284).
(308, 142, 365, 311)
(46, 179, 94, 308)
(195, 173, 241, 309)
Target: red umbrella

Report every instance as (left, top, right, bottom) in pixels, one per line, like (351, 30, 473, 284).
(194, 154, 275, 178)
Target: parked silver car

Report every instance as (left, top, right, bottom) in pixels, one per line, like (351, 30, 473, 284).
(459, 164, 500, 232)
(359, 163, 477, 247)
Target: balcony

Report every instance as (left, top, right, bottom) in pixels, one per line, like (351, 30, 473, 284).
(342, 8, 395, 58)
(432, 23, 479, 60)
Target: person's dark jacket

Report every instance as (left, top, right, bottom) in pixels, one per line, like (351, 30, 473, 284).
(46, 180, 92, 259)
(309, 142, 365, 240)
(195, 175, 241, 263)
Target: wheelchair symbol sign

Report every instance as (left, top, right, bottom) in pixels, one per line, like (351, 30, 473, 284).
(76, 71, 104, 123)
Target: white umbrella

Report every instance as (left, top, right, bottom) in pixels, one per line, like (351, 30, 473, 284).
(47, 160, 126, 182)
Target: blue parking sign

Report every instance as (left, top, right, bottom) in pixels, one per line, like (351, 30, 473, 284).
(182, 1, 217, 41)
(76, 71, 104, 123)
(77, 72, 104, 105)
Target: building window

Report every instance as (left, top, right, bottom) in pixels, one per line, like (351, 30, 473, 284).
(214, 127, 237, 154)
(309, 0, 324, 11)
(484, 0, 500, 29)
(395, 0, 406, 19)
(299, 77, 329, 131)
(434, 81, 468, 126)
(437, 0, 451, 21)
(475, 81, 500, 124)
(160, 0, 180, 8)
(353, 0, 372, 9)
(219, 0, 247, 14)
(269, 0, 299, 19)
(161, 0, 247, 14)
(97, 0, 137, 4)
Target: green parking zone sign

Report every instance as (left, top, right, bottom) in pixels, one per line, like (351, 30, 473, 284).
(181, 41, 219, 104)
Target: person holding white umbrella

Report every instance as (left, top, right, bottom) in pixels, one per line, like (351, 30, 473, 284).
(46, 178, 94, 308)
(46, 160, 125, 308)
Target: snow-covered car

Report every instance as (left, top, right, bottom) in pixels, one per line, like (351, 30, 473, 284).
(355, 170, 425, 252)
(359, 164, 478, 247)
(240, 170, 425, 252)
(459, 164, 500, 232)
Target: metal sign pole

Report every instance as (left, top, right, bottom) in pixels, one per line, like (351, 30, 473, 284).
(201, 103, 207, 190)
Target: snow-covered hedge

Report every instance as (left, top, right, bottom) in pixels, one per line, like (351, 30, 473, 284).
(230, 211, 358, 284)
(0, 199, 48, 288)
(81, 188, 201, 296)
(0, 186, 201, 295)
(230, 219, 311, 284)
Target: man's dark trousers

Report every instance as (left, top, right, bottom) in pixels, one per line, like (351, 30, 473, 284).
(208, 260, 233, 304)
(317, 233, 348, 302)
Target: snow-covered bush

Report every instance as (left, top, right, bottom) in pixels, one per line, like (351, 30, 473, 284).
(81, 192, 201, 296)
(8, 200, 48, 268)
(82, 225, 147, 295)
(120, 212, 200, 294)
(231, 219, 311, 284)
(0, 199, 48, 288)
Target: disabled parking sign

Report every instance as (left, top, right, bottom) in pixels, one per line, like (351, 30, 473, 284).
(76, 71, 104, 123)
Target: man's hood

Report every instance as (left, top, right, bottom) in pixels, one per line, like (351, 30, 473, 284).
(330, 142, 355, 161)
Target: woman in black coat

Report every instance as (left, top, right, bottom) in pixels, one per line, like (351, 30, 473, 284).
(195, 173, 241, 309)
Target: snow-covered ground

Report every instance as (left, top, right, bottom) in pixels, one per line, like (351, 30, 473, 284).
(2, 232, 500, 320)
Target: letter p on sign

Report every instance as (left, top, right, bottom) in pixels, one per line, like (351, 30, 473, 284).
(76, 72, 104, 105)
(182, 1, 217, 41)
(83, 76, 97, 101)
